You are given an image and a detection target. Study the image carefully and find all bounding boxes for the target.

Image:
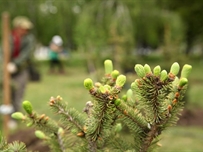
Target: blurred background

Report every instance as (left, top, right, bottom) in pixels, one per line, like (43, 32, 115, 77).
(0, 0, 203, 151)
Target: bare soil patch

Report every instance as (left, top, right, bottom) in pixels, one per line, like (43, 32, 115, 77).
(178, 108, 203, 126)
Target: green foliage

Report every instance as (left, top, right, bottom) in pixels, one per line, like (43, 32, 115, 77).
(1, 0, 202, 55)
(0, 132, 27, 152)
(165, 0, 203, 53)
(8, 59, 192, 152)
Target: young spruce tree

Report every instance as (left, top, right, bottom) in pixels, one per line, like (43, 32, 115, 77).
(7, 59, 192, 152)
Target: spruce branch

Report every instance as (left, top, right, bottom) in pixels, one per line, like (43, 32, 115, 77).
(49, 96, 85, 131)
(116, 101, 147, 130)
(9, 59, 192, 152)
(57, 128, 66, 152)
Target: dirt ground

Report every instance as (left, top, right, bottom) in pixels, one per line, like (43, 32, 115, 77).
(8, 128, 50, 152)
(177, 108, 203, 126)
(8, 108, 203, 152)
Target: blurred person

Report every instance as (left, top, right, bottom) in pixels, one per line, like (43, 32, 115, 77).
(48, 35, 65, 74)
(7, 16, 35, 115)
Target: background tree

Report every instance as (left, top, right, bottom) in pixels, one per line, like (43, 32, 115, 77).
(161, 0, 203, 55)
(74, 0, 134, 74)
(0, 0, 203, 59)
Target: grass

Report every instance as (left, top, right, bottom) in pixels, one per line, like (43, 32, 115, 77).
(159, 126, 203, 152)
(2, 52, 203, 151)
(24, 61, 91, 116)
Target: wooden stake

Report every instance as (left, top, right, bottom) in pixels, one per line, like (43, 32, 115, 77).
(2, 12, 11, 138)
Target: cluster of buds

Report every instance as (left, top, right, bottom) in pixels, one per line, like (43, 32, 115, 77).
(103, 60, 120, 85)
(178, 64, 192, 89)
(134, 62, 192, 84)
(168, 64, 192, 112)
(38, 113, 49, 124)
(133, 62, 192, 115)
(84, 74, 126, 104)
(134, 63, 169, 83)
(49, 96, 63, 106)
(13, 100, 36, 121)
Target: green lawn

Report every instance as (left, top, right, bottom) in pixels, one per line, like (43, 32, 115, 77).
(24, 61, 91, 116)
(3, 52, 203, 151)
(159, 126, 203, 152)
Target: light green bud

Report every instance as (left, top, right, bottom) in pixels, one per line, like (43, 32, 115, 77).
(111, 70, 119, 79)
(179, 78, 188, 87)
(131, 79, 140, 90)
(71, 128, 78, 134)
(153, 65, 161, 76)
(144, 64, 152, 74)
(181, 64, 192, 78)
(114, 123, 122, 132)
(127, 89, 133, 98)
(99, 85, 106, 93)
(35, 130, 47, 139)
(58, 127, 64, 135)
(134, 64, 145, 78)
(116, 75, 126, 87)
(26, 122, 33, 127)
(104, 85, 111, 92)
(22, 100, 33, 115)
(11, 112, 25, 120)
(114, 99, 121, 106)
(84, 78, 94, 90)
(104, 59, 113, 74)
(170, 62, 180, 76)
(160, 70, 168, 81)
(121, 95, 127, 101)
(131, 82, 138, 91)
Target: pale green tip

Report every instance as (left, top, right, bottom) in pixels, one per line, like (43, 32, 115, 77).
(144, 64, 152, 74)
(127, 89, 133, 98)
(131, 82, 137, 91)
(181, 64, 192, 78)
(35, 130, 47, 139)
(160, 70, 168, 81)
(116, 75, 126, 87)
(104, 59, 113, 74)
(58, 127, 64, 135)
(84, 78, 94, 90)
(153, 65, 161, 76)
(134, 64, 145, 78)
(22, 100, 33, 115)
(170, 62, 180, 76)
(114, 99, 121, 106)
(99, 85, 106, 93)
(114, 123, 122, 132)
(11, 112, 25, 120)
(179, 78, 188, 87)
(111, 70, 119, 79)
